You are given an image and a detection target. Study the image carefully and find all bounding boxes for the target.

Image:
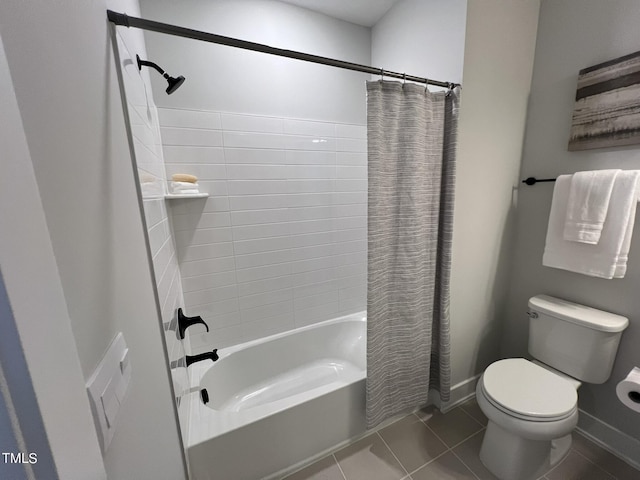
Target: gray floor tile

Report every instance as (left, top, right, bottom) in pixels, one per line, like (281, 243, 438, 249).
(334, 433, 406, 480)
(572, 433, 640, 480)
(378, 414, 448, 473)
(417, 405, 484, 448)
(284, 455, 345, 480)
(451, 430, 499, 480)
(546, 450, 615, 480)
(410, 452, 477, 480)
(301, 410, 639, 480)
(459, 397, 488, 426)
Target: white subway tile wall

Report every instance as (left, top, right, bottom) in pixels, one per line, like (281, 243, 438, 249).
(159, 108, 367, 350)
(115, 30, 190, 445)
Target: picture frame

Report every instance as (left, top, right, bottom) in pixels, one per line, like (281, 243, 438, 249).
(568, 50, 640, 151)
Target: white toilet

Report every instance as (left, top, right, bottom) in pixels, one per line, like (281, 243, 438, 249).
(476, 295, 629, 480)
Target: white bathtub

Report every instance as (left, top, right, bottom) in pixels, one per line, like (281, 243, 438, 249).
(187, 312, 367, 480)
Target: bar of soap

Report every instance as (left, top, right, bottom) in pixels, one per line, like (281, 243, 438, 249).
(172, 173, 198, 183)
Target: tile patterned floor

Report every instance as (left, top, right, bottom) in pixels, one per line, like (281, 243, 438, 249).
(283, 399, 640, 480)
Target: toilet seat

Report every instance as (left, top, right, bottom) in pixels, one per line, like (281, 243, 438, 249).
(481, 358, 577, 422)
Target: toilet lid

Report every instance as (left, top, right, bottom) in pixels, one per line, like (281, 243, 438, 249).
(482, 358, 577, 420)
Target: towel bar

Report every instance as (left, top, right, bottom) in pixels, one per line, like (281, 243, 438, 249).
(522, 177, 557, 186)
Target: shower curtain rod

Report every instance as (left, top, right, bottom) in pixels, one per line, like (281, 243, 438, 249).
(107, 10, 459, 89)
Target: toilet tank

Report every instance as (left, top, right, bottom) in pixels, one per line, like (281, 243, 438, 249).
(528, 295, 628, 384)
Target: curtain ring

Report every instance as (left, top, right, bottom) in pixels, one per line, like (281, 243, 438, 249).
(402, 73, 406, 84)
(424, 78, 430, 93)
(380, 69, 384, 82)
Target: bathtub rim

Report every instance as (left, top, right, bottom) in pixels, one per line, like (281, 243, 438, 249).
(215, 310, 365, 359)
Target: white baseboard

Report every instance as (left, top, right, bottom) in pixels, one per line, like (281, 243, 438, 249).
(436, 374, 481, 413)
(576, 408, 640, 470)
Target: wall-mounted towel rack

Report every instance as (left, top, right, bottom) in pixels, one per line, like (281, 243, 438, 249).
(522, 177, 557, 186)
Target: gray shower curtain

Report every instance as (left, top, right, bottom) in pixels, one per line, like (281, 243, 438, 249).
(366, 80, 459, 428)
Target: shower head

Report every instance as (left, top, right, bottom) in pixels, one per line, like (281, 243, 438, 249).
(166, 74, 186, 95)
(136, 55, 185, 95)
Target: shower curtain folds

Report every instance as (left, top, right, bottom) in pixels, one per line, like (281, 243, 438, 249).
(366, 80, 460, 428)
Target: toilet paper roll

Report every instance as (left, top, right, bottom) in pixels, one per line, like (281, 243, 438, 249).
(616, 367, 640, 413)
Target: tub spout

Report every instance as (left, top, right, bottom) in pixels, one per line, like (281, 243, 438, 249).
(185, 349, 219, 367)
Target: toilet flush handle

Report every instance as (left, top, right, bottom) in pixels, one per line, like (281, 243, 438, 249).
(526, 311, 539, 319)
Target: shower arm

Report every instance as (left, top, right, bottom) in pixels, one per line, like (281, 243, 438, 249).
(136, 55, 167, 77)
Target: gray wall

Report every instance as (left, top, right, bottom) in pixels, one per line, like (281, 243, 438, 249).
(0, 33, 105, 480)
(141, 0, 371, 124)
(373, 0, 540, 391)
(449, 0, 540, 386)
(372, 0, 467, 85)
(0, 0, 187, 477)
(503, 0, 640, 440)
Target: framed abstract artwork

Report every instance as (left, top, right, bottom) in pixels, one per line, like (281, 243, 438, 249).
(568, 50, 640, 151)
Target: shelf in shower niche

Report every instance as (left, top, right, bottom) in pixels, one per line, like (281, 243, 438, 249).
(165, 193, 209, 200)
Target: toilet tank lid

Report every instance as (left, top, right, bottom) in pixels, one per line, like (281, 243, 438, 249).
(528, 295, 628, 333)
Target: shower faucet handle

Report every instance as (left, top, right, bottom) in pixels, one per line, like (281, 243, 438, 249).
(177, 308, 209, 339)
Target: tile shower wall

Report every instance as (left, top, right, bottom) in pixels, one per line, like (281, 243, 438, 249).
(159, 107, 367, 350)
(114, 29, 191, 444)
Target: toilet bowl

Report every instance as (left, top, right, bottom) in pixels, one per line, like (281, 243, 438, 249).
(475, 295, 628, 480)
(476, 358, 578, 480)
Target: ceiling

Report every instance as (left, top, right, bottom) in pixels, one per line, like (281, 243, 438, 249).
(278, 0, 403, 27)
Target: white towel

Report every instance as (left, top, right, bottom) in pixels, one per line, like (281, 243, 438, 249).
(543, 171, 640, 279)
(170, 181, 200, 194)
(563, 169, 620, 244)
(613, 173, 640, 277)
